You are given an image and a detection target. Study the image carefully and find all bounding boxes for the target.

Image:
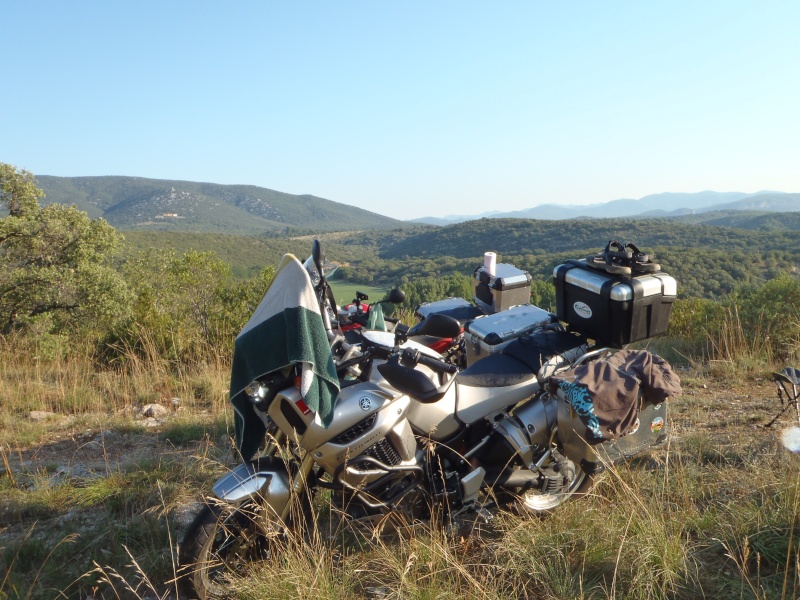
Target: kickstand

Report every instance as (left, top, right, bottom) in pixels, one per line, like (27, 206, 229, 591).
(766, 367, 800, 428)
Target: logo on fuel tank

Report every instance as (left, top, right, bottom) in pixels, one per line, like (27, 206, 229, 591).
(359, 396, 373, 411)
(573, 302, 592, 318)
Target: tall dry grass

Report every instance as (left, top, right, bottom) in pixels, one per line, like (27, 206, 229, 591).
(4, 275, 800, 598)
(0, 330, 232, 448)
(4, 364, 800, 599)
(703, 307, 776, 376)
(205, 402, 800, 600)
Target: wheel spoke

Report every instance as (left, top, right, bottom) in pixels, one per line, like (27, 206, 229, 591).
(213, 532, 240, 557)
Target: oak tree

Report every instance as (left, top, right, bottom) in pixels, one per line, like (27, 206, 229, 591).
(0, 163, 131, 337)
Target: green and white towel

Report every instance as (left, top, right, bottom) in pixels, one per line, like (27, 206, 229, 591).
(230, 254, 340, 459)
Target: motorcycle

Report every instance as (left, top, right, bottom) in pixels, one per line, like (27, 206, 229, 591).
(301, 240, 466, 371)
(178, 240, 679, 599)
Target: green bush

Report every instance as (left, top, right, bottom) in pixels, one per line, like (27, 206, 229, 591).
(111, 249, 275, 367)
(730, 274, 800, 362)
(399, 273, 475, 310)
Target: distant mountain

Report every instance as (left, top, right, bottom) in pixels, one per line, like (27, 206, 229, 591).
(411, 191, 799, 224)
(670, 209, 800, 231)
(709, 193, 800, 213)
(410, 216, 459, 226)
(35, 175, 406, 234)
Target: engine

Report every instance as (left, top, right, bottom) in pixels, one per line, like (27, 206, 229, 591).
(481, 392, 559, 470)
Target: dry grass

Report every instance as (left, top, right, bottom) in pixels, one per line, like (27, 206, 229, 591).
(0, 336, 231, 449)
(0, 340, 235, 598)
(703, 307, 776, 377)
(2, 338, 800, 598)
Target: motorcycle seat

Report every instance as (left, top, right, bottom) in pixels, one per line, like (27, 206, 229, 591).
(456, 332, 587, 389)
(456, 352, 538, 388)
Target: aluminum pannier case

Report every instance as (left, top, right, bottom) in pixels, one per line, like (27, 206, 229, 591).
(464, 304, 556, 365)
(557, 391, 669, 475)
(473, 262, 532, 314)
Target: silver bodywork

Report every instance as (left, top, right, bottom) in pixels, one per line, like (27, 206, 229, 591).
(212, 458, 292, 517)
(400, 375, 545, 442)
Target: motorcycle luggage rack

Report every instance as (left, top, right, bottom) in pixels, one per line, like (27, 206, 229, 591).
(766, 367, 800, 428)
(569, 346, 614, 369)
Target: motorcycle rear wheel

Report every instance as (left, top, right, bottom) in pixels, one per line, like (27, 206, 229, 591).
(518, 467, 594, 512)
(179, 502, 276, 600)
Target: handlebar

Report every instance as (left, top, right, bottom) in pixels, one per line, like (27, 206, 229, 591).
(400, 347, 459, 375)
(348, 313, 369, 327)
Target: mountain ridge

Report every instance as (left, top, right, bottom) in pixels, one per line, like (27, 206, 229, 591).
(35, 175, 406, 234)
(33, 175, 800, 233)
(411, 191, 799, 225)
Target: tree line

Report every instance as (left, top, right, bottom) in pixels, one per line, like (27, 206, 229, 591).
(1, 163, 273, 366)
(2, 162, 798, 367)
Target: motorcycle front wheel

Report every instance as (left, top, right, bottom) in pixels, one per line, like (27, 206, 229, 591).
(179, 501, 276, 600)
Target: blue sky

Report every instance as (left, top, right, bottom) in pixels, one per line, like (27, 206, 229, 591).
(2, 1, 798, 220)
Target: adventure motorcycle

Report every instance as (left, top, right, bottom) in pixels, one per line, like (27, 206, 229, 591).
(301, 242, 466, 369)
(178, 239, 679, 599)
(336, 291, 465, 361)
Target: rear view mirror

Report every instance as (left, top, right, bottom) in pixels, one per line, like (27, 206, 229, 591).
(387, 288, 406, 304)
(312, 239, 325, 279)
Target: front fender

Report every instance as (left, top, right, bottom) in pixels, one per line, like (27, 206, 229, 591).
(212, 457, 292, 513)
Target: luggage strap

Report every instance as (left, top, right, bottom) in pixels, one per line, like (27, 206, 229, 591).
(586, 240, 661, 276)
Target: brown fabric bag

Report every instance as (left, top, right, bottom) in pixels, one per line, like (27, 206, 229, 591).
(603, 350, 683, 403)
(551, 350, 681, 441)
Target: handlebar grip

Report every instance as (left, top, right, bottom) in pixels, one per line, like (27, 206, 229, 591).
(350, 313, 369, 326)
(401, 347, 458, 375)
(420, 354, 459, 375)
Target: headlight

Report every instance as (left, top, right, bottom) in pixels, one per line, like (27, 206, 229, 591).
(244, 380, 268, 402)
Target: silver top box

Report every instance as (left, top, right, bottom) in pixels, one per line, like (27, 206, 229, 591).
(553, 263, 677, 301)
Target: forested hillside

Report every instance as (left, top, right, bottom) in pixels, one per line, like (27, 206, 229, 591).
(119, 227, 430, 278)
(380, 218, 799, 260)
(119, 216, 800, 300)
(670, 210, 800, 230)
(120, 231, 326, 279)
(36, 175, 406, 234)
